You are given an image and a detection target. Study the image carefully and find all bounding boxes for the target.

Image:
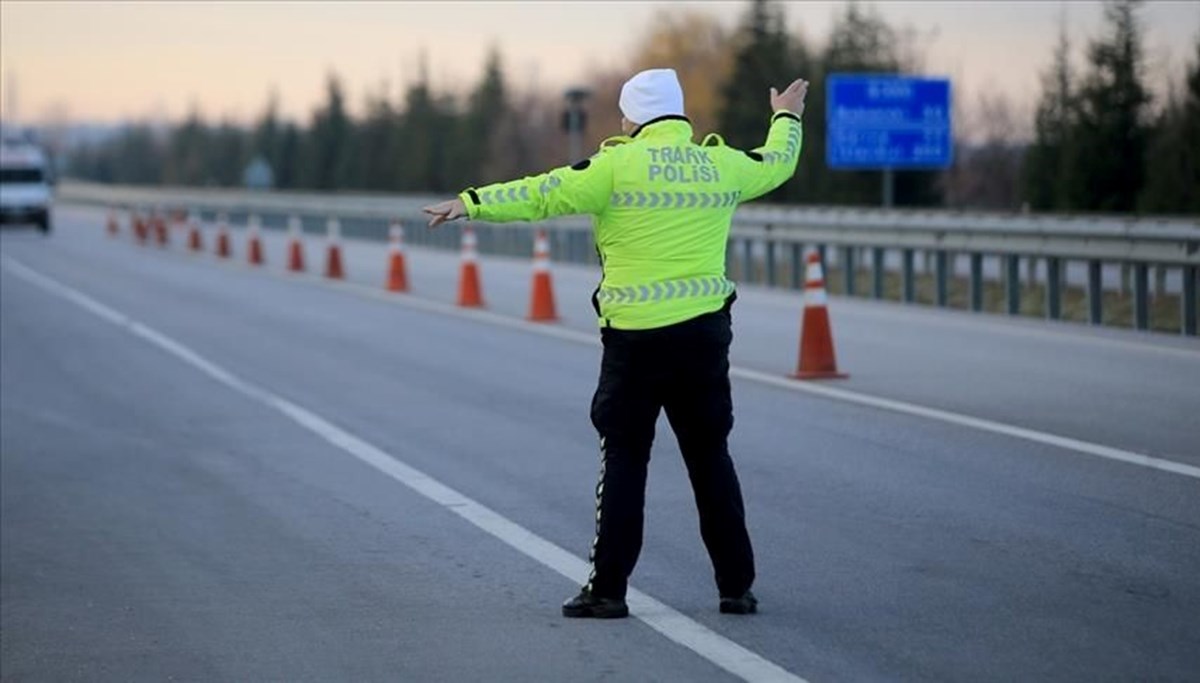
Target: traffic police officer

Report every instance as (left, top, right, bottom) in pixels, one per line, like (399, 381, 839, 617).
(424, 68, 808, 618)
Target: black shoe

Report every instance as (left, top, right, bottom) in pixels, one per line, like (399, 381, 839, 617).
(719, 590, 758, 615)
(562, 589, 629, 619)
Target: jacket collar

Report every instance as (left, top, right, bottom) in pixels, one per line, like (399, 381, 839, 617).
(631, 115, 693, 139)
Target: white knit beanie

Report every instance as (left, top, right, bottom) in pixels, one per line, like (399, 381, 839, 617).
(618, 68, 685, 125)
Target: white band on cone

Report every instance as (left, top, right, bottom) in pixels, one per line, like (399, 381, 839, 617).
(462, 230, 478, 262)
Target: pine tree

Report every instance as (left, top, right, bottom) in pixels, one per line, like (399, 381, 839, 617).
(1067, 0, 1151, 212)
(397, 54, 458, 192)
(1179, 37, 1200, 211)
(354, 87, 402, 191)
(113, 125, 164, 185)
(302, 74, 352, 190)
(717, 0, 794, 152)
(274, 123, 301, 190)
(1023, 21, 1074, 210)
(1139, 37, 1200, 213)
(456, 48, 509, 187)
(252, 91, 282, 183)
(165, 107, 209, 186)
(205, 122, 249, 186)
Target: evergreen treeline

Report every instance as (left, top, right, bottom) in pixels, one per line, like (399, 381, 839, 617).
(65, 0, 1199, 214)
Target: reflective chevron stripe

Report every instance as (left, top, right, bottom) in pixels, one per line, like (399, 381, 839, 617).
(479, 183, 537, 204)
(538, 176, 562, 195)
(609, 190, 741, 209)
(596, 276, 735, 304)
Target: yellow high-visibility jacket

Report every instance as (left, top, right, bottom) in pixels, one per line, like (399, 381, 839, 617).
(459, 112, 803, 330)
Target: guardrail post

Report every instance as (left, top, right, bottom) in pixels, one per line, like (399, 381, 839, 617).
(1045, 257, 1062, 320)
(902, 249, 915, 303)
(790, 242, 804, 290)
(1133, 263, 1149, 330)
(1087, 260, 1103, 325)
(969, 253, 983, 312)
(935, 251, 949, 307)
(842, 246, 856, 296)
(872, 247, 885, 300)
(1005, 254, 1021, 315)
(1183, 266, 1197, 336)
(765, 228, 777, 287)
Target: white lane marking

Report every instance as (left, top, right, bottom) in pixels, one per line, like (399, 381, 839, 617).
(1, 256, 809, 683)
(53, 233, 1200, 481)
(19, 230, 1200, 482)
(247, 263, 1200, 481)
(729, 367, 1200, 480)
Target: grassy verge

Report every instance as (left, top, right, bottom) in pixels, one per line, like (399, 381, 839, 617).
(732, 261, 1193, 335)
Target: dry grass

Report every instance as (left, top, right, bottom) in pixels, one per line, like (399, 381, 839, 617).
(732, 260, 1192, 334)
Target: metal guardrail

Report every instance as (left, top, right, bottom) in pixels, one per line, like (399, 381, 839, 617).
(58, 181, 1200, 336)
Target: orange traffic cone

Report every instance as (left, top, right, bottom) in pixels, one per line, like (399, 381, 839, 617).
(286, 216, 306, 273)
(456, 226, 484, 308)
(215, 214, 232, 259)
(247, 215, 265, 266)
(793, 249, 848, 380)
(187, 213, 204, 252)
(385, 220, 409, 292)
(154, 211, 169, 247)
(133, 210, 147, 244)
(106, 209, 119, 237)
(325, 218, 345, 280)
(527, 229, 558, 322)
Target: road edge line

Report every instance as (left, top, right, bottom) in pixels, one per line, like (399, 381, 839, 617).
(1, 255, 811, 683)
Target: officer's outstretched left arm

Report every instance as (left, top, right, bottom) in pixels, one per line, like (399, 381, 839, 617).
(458, 153, 614, 223)
(725, 112, 804, 203)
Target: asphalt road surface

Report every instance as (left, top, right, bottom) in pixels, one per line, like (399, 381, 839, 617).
(2, 206, 1198, 682)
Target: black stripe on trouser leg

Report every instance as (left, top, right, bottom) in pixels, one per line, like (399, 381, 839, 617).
(586, 330, 659, 600)
(584, 433, 652, 599)
(585, 436, 606, 591)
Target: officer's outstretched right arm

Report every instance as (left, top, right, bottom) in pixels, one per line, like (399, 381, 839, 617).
(458, 151, 614, 223)
(726, 111, 804, 203)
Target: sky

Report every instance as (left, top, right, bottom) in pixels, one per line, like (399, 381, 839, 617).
(1, 0, 1198, 130)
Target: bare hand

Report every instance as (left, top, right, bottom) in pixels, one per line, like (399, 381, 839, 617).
(770, 78, 809, 116)
(422, 198, 467, 228)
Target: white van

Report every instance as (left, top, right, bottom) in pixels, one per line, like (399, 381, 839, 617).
(0, 141, 53, 234)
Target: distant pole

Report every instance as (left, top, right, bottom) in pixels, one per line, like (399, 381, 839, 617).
(568, 110, 583, 163)
(563, 87, 591, 164)
(882, 168, 895, 208)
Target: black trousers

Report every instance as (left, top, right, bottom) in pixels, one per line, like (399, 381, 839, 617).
(586, 298, 755, 600)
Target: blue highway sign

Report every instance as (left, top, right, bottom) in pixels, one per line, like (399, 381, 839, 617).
(826, 75, 952, 169)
